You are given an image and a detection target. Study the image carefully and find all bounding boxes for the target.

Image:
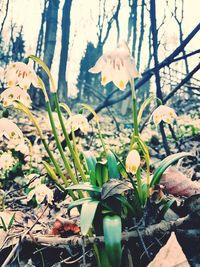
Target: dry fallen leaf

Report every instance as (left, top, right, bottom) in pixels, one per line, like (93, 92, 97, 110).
(161, 167, 200, 197)
(148, 232, 189, 267)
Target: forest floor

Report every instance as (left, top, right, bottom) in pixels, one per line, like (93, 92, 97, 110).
(0, 107, 200, 267)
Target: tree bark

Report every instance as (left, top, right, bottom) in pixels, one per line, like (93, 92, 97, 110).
(42, 0, 60, 97)
(150, 0, 170, 155)
(57, 0, 72, 102)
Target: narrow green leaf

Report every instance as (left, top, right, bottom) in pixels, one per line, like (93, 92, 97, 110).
(95, 162, 108, 187)
(42, 161, 65, 191)
(83, 151, 97, 185)
(8, 213, 15, 230)
(103, 215, 122, 267)
(0, 217, 7, 231)
(80, 200, 99, 235)
(107, 150, 120, 179)
(159, 199, 176, 219)
(150, 152, 192, 187)
(115, 195, 136, 215)
(66, 183, 102, 193)
(68, 197, 93, 216)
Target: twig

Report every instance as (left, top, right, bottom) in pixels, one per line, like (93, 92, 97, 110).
(24, 215, 193, 248)
(1, 205, 48, 267)
(0, 0, 10, 34)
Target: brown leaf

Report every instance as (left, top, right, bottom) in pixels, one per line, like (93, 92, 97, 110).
(148, 233, 189, 267)
(49, 217, 80, 236)
(161, 167, 200, 197)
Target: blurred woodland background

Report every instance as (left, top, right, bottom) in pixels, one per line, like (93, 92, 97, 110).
(0, 0, 200, 155)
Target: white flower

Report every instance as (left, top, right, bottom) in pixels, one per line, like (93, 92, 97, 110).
(89, 41, 139, 90)
(27, 184, 53, 204)
(126, 150, 141, 175)
(4, 62, 39, 90)
(14, 141, 29, 154)
(66, 114, 90, 134)
(0, 151, 16, 170)
(152, 105, 177, 125)
(0, 86, 32, 107)
(28, 177, 42, 188)
(0, 118, 24, 140)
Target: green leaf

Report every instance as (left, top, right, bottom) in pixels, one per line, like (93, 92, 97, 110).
(107, 150, 120, 179)
(0, 217, 7, 231)
(115, 195, 136, 215)
(8, 213, 15, 230)
(83, 151, 97, 185)
(101, 179, 132, 200)
(159, 199, 176, 219)
(150, 152, 192, 187)
(80, 200, 99, 235)
(42, 161, 65, 191)
(67, 197, 93, 216)
(95, 162, 108, 187)
(66, 183, 102, 193)
(103, 215, 122, 267)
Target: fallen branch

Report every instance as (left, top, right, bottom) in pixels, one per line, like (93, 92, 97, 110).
(23, 214, 200, 248)
(1, 205, 48, 267)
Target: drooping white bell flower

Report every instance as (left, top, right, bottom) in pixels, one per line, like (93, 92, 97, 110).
(0, 86, 32, 107)
(152, 105, 177, 125)
(4, 62, 39, 90)
(65, 114, 90, 134)
(89, 41, 139, 90)
(0, 151, 16, 171)
(0, 118, 24, 141)
(126, 150, 141, 175)
(27, 184, 53, 204)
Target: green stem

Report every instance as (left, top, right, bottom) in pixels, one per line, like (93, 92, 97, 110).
(53, 93, 88, 182)
(15, 102, 77, 200)
(98, 126, 107, 157)
(130, 79, 143, 200)
(46, 101, 79, 186)
(131, 79, 139, 136)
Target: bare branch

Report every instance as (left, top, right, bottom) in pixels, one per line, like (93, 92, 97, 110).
(0, 0, 10, 35)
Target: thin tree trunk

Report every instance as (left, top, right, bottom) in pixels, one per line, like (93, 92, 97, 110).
(150, 0, 170, 155)
(42, 0, 60, 97)
(57, 0, 72, 102)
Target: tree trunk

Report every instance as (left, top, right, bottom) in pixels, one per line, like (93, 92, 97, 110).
(57, 0, 72, 102)
(150, 0, 170, 155)
(42, 0, 60, 98)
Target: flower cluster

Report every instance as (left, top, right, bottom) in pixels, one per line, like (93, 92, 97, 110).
(27, 176, 53, 204)
(0, 62, 39, 108)
(0, 151, 16, 171)
(65, 114, 90, 134)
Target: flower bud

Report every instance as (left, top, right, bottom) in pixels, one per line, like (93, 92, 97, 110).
(126, 150, 141, 175)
